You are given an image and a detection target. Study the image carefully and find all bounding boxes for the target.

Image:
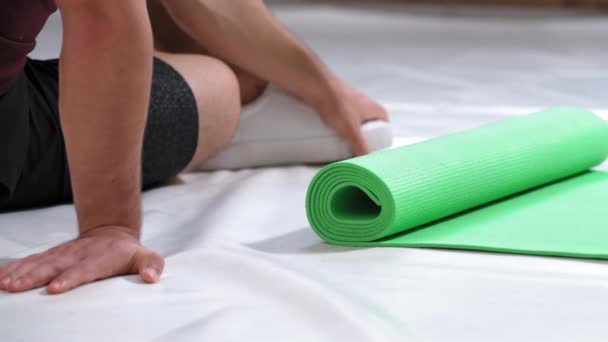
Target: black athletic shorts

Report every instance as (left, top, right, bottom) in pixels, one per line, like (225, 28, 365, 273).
(0, 58, 199, 211)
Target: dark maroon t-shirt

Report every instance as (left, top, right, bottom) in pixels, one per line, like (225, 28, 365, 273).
(0, 0, 57, 198)
(0, 0, 57, 95)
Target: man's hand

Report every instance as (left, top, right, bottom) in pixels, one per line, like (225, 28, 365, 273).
(317, 84, 390, 156)
(0, 227, 164, 294)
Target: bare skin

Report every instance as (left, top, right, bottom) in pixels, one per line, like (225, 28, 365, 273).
(147, 0, 270, 105)
(0, 0, 389, 294)
(0, 0, 156, 294)
(0, 49, 245, 294)
(150, 0, 390, 156)
(0, 1, 243, 294)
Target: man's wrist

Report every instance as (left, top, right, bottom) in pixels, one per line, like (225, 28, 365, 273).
(79, 224, 141, 241)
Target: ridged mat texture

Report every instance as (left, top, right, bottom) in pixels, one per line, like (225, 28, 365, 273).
(306, 108, 608, 258)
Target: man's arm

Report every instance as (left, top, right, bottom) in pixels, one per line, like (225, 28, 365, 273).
(158, 0, 389, 156)
(0, 0, 164, 294)
(59, 0, 149, 234)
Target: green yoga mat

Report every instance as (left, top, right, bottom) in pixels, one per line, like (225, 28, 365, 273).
(306, 108, 608, 259)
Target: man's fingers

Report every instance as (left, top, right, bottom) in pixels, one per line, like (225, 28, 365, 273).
(0, 252, 79, 293)
(0, 273, 12, 291)
(0, 253, 42, 282)
(1, 237, 164, 294)
(379, 112, 389, 122)
(377, 106, 390, 122)
(3, 261, 41, 292)
(134, 249, 165, 284)
(0, 256, 33, 283)
(9, 264, 63, 293)
(347, 124, 371, 157)
(0, 263, 17, 289)
(46, 247, 164, 294)
(6, 254, 53, 282)
(0, 259, 33, 290)
(47, 259, 109, 295)
(0, 264, 10, 279)
(362, 102, 389, 123)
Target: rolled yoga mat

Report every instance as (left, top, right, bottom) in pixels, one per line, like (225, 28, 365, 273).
(306, 108, 608, 259)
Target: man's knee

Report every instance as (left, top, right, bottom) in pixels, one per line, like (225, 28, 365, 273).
(233, 67, 269, 105)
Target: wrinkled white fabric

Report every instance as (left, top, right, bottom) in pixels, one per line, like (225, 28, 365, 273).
(2, 4, 608, 342)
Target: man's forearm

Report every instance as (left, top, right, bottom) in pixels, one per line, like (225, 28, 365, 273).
(160, 0, 343, 110)
(57, 0, 153, 236)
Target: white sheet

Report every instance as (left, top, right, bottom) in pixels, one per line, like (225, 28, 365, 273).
(3, 4, 608, 342)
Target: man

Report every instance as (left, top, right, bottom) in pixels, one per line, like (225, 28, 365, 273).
(0, 0, 388, 294)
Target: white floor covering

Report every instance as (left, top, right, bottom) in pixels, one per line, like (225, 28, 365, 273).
(2, 4, 608, 341)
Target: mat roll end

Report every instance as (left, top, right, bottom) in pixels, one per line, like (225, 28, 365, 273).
(306, 162, 396, 245)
